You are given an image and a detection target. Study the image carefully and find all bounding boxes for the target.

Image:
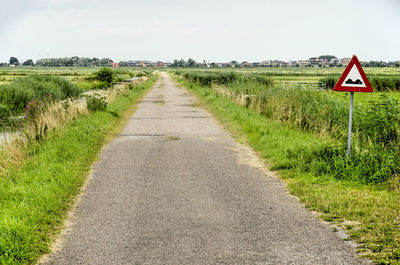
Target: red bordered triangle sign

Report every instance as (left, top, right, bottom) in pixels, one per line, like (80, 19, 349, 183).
(334, 55, 373, 92)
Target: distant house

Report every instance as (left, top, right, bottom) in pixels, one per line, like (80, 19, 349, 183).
(298, 60, 308, 67)
(280, 62, 289, 67)
(261, 60, 272, 67)
(341, 58, 351, 67)
(112, 62, 119, 67)
(330, 58, 339, 66)
(271, 61, 280, 67)
(308, 57, 320, 66)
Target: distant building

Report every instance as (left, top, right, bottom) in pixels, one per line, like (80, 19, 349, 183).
(341, 58, 351, 66)
(112, 62, 119, 67)
(319, 59, 330, 67)
(330, 58, 339, 66)
(280, 62, 289, 67)
(271, 60, 280, 67)
(308, 57, 320, 66)
(298, 60, 308, 67)
(261, 60, 272, 67)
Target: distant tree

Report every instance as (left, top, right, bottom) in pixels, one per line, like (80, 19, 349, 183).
(318, 55, 336, 61)
(22, 59, 34, 66)
(172, 59, 186, 67)
(179, 59, 186, 67)
(187, 58, 196, 67)
(230, 60, 239, 67)
(118, 61, 128, 67)
(9, 57, 19, 66)
(99, 58, 113, 66)
(92, 57, 100, 67)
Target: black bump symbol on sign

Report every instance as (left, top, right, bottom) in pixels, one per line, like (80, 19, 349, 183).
(345, 79, 363, 85)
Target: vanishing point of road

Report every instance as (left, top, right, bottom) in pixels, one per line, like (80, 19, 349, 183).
(42, 73, 367, 265)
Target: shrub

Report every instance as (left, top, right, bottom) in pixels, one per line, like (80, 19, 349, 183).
(0, 75, 81, 114)
(95, 68, 114, 86)
(86, 96, 107, 112)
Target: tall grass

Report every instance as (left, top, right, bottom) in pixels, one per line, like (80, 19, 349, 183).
(178, 70, 400, 188)
(0, 75, 81, 115)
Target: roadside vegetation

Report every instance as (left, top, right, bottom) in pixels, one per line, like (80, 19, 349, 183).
(172, 70, 400, 264)
(0, 69, 157, 264)
(0, 68, 152, 129)
(176, 70, 400, 187)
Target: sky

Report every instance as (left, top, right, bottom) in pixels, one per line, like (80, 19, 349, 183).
(1, 0, 400, 63)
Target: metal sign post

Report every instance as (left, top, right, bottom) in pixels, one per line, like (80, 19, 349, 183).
(346, 92, 354, 156)
(333, 55, 373, 156)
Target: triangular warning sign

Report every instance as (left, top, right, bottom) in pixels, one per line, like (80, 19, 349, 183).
(334, 55, 373, 92)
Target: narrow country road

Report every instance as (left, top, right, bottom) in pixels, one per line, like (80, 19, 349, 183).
(42, 73, 366, 265)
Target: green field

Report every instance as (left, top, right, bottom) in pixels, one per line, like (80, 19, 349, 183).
(0, 67, 151, 86)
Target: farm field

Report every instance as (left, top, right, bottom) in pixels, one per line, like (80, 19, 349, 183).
(174, 66, 400, 103)
(0, 66, 150, 85)
(172, 68, 400, 264)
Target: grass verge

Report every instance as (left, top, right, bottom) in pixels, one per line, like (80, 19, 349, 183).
(171, 74, 400, 265)
(0, 75, 158, 265)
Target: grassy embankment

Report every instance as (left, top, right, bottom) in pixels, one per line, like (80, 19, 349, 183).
(0, 75, 158, 264)
(171, 72, 400, 265)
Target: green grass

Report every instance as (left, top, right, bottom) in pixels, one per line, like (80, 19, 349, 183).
(176, 70, 400, 187)
(0, 75, 81, 115)
(171, 74, 400, 265)
(0, 75, 158, 264)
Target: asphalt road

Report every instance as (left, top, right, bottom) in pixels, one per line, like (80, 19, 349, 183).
(42, 73, 366, 265)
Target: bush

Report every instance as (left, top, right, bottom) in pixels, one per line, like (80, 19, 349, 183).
(86, 96, 107, 112)
(0, 75, 81, 114)
(95, 68, 114, 86)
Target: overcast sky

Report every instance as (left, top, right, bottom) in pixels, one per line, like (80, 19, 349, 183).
(1, 0, 399, 63)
